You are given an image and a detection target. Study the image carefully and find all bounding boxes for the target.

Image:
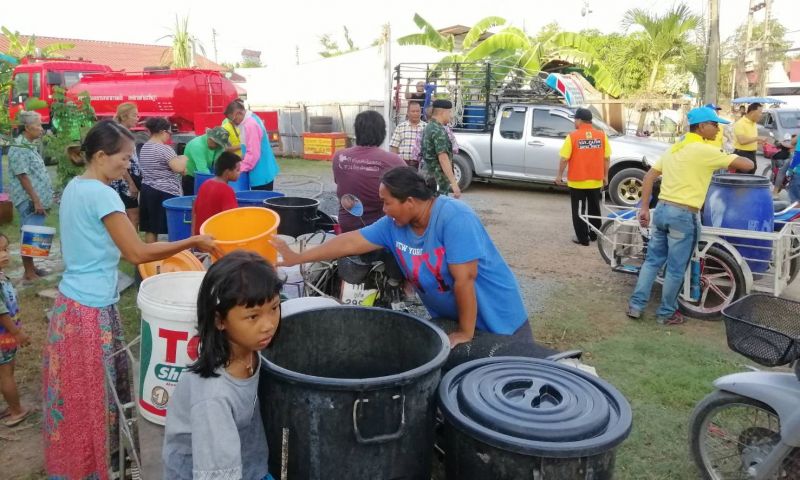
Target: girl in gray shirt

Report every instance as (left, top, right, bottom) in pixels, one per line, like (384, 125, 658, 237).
(162, 251, 283, 480)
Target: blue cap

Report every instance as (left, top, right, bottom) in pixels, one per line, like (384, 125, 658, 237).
(687, 107, 730, 126)
(703, 103, 721, 111)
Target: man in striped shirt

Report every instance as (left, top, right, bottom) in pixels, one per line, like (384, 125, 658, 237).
(390, 102, 426, 168)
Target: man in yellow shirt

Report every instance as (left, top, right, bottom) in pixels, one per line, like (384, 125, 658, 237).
(732, 102, 768, 174)
(626, 107, 754, 325)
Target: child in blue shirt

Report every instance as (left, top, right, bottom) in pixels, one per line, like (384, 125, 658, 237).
(162, 251, 281, 480)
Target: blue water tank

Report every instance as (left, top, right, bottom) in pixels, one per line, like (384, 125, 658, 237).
(702, 174, 774, 273)
(462, 105, 487, 130)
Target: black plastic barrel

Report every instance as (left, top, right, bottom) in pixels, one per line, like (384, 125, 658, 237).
(438, 357, 632, 480)
(259, 306, 449, 479)
(263, 196, 320, 238)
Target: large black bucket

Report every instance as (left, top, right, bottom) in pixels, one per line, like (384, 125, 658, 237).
(438, 357, 632, 479)
(259, 306, 449, 479)
(263, 196, 320, 238)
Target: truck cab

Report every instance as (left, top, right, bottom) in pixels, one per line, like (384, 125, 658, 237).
(8, 58, 111, 124)
(453, 104, 670, 206)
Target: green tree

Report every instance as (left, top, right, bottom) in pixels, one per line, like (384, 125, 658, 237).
(43, 87, 96, 187)
(397, 14, 622, 97)
(318, 26, 359, 58)
(159, 16, 205, 68)
(1, 27, 73, 59)
(621, 3, 701, 92)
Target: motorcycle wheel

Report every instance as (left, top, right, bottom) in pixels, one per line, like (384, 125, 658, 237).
(689, 390, 799, 479)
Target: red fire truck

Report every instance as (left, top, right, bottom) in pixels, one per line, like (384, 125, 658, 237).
(8, 58, 279, 150)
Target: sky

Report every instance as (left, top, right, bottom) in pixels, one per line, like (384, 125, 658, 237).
(5, 0, 799, 67)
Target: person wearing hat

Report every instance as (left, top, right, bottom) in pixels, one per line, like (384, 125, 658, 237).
(225, 99, 280, 191)
(626, 107, 754, 325)
(555, 107, 610, 246)
(182, 126, 231, 195)
(421, 99, 460, 197)
(703, 103, 727, 150)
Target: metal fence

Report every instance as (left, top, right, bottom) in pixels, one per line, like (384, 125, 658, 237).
(251, 102, 383, 156)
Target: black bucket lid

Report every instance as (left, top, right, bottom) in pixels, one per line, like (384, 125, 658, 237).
(263, 196, 320, 208)
(711, 173, 770, 187)
(438, 357, 632, 458)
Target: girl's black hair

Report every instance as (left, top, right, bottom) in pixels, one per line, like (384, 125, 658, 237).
(68, 120, 135, 166)
(214, 152, 241, 176)
(380, 166, 438, 201)
(354, 110, 386, 147)
(144, 117, 171, 135)
(190, 250, 283, 378)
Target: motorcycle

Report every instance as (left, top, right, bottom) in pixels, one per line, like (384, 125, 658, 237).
(300, 194, 406, 310)
(688, 294, 800, 479)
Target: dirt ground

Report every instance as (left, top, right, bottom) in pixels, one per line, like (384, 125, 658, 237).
(3, 157, 798, 479)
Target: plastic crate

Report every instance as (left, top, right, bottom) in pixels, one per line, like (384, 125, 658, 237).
(721, 294, 800, 367)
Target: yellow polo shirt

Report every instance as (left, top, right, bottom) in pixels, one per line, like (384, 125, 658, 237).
(655, 133, 737, 209)
(559, 134, 612, 189)
(222, 119, 243, 156)
(733, 116, 757, 151)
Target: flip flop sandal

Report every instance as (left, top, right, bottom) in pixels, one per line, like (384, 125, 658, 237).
(34, 268, 52, 277)
(3, 409, 33, 427)
(0, 408, 10, 419)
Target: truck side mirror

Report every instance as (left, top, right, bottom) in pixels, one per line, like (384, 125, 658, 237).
(46, 71, 64, 86)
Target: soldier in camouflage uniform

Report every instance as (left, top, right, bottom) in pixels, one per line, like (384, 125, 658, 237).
(421, 99, 461, 197)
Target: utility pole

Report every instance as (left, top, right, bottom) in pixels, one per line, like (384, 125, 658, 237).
(704, 0, 720, 104)
(212, 28, 219, 63)
(382, 23, 392, 147)
(737, 0, 758, 97)
(757, 0, 772, 96)
(295, 45, 300, 66)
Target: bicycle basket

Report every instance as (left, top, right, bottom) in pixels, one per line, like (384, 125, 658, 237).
(721, 294, 800, 367)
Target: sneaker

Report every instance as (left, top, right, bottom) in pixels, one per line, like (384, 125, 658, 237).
(656, 311, 685, 326)
(571, 236, 590, 246)
(625, 306, 642, 319)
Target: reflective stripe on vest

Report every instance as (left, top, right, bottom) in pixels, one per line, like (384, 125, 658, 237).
(567, 126, 606, 182)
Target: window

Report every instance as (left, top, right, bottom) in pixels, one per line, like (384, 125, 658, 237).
(761, 113, 774, 128)
(532, 109, 574, 137)
(12, 73, 29, 102)
(32, 72, 41, 99)
(63, 71, 91, 88)
(778, 111, 800, 129)
(499, 107, 526, 140)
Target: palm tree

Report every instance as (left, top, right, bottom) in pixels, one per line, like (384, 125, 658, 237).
(621, 4, 701, 92)
(159, 16, 205, 68)
(397, 14, 622, 97)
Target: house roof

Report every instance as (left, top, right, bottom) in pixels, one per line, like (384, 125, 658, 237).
(437, 25, 493, 42)
(0, 35, 225, 72)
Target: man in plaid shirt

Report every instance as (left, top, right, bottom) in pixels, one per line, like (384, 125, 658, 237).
(390, 102, 426, 168)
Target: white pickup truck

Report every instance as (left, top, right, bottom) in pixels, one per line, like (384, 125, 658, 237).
(451, 103, 671, 206)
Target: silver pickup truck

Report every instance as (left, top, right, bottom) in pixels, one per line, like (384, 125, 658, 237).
(451, 103, 671, 206)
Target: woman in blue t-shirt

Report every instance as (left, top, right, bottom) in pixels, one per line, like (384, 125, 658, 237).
(43, 120, 220, 479)
(274, 166, 531, 348)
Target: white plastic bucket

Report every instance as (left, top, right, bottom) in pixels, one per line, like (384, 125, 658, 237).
(137, 271, 205, 425)
(20, 225, 56, 257)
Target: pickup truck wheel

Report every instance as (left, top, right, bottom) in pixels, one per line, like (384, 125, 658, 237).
(609, 168, 646, 207)
(452, 154, 473, 191)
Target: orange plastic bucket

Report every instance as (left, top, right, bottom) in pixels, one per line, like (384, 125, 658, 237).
(200, 207, 281, 263)
(138, 250, 205, 280)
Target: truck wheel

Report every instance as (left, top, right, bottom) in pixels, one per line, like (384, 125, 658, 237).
(452, 154, 473, 191)
(609, 168, 646, 207)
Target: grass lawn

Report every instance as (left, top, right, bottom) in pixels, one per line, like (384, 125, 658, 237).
(2, 155, 747, 479)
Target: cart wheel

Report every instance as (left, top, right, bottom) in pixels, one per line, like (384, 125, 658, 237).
(789, 239, 800, 285)
(678, 246, 745, 320)
(597, 220, 645, 266)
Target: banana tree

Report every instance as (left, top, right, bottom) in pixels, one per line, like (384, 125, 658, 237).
(398, 14, 622, 97)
